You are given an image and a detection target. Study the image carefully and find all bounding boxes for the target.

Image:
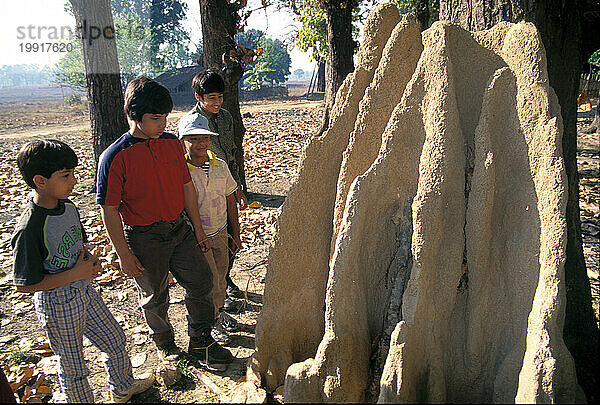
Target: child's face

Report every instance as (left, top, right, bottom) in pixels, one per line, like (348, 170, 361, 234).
(197, 92, 223, 115)
(137, 113, 168, 138)
(37, 168, 78, 200)
(183, 135, 211, 160)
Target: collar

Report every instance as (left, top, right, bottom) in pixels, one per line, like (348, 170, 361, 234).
(185, 150, 220, 172)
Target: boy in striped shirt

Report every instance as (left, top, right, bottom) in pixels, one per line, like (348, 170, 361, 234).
(178, 113, 242, 346)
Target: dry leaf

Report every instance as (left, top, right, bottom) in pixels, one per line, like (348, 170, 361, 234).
(35, 385, 52, 395)
(21, 385, 33, 402)
(10, 365, 35, 391)
(32, 348, 53, 356)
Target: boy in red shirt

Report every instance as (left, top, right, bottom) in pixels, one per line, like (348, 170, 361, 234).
(96, 76, 233, 371)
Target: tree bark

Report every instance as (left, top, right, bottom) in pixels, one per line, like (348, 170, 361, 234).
(317, 61, 326, 93)
(320, 0, 356, 132)
(416, 0, 431, 31)
(198, 0, 247, 192)
(440, 0, 599, 401)
(583, 105, 599, 134)
(69, 0, 128, 165)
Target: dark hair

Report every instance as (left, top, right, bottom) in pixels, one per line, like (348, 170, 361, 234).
(191, 68, 225, 97)
(16, 140, 78, 189)
(124, 76, 173, 122)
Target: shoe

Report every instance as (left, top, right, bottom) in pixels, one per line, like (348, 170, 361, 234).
(218, 311, 238, 332)
(226, 283, 245, 299)
(188, 333, 234, 372)
(223, 296, 243, 314)
(110, 372, 155, 403)
(211, 322, 231, 346)
(156, 341, 182, 363)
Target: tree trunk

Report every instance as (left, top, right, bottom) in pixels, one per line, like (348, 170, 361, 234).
(198, 0, 247, 192)
(440, 0, 599, 401)
(583, 102, 599, 134)
(69, 0, 128, 166)
(317, 61, 326, 93)
(416, 0, 431, 31)
(318, 0, 356, 134)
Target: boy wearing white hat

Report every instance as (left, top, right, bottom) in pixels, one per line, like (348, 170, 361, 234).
(178, 113, 242, 345)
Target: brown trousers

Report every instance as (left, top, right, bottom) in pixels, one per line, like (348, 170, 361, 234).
(204, 227, 229, 318)
(124, 213, 214, 346)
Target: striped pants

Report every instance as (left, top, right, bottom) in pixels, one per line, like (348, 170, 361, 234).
(33, 280, 133, 402)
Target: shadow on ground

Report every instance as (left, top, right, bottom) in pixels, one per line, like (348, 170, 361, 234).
(248, 192, 286, 208)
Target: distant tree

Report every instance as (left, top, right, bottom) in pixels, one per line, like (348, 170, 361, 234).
(113, 11, 153, 84)
(52, 37, 86, 89)
(287, 0, 359, 133)
(109, 0, 189, 71)
(295, 2, 327, 91)
(293, 68, 305, 79)
(0, 64, 53, 87)
(236, 28, 266, 53)
(243, 36, 291, 89)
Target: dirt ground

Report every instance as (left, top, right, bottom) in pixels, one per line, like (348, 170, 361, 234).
(0, 98, 322, 403)
(0, 95, 597, 403)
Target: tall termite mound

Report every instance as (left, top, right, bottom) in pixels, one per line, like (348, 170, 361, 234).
(249, 3, 401, 391)
(250, 6, 581, 403)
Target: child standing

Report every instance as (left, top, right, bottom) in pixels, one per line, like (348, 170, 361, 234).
(96, 76, 233, 371)
(178, 113, 242, 345)
(189, 69, 248, 309)
(11, 140, 154, 403)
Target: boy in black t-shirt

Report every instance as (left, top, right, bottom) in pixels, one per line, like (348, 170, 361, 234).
(11, 140, 154, 403)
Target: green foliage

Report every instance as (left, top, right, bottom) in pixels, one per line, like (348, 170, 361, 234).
(292, 0, 363, 64)
(236, 29, 267, 75)
(175, 358, 196, 379)
(5, 347, 39, 367)
(388, 0, 439, 24)
(53, 5, 199, 89)
(242, 36, 291, 90)
(589, 49, 600, 71)
(114, 11, 154, 83)
(52, 37, 85, 90)
(236, 29, 266, 54)
(296, 2, 328, 63)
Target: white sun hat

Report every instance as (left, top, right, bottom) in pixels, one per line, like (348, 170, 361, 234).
(177, 113, 219, 138)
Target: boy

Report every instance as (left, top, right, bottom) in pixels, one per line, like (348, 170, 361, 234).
(96, 76, 233, 371)
(11, 140, 154, 403)
(178, 113, 242, 346)
(189, 69, 247, 309)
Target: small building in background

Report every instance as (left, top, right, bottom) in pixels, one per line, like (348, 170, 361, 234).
(154, 65, 203, 107)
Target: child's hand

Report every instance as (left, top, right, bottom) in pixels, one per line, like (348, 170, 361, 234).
(195, 230, 211, 252)
(197, 237, 211, 253)
(237, 189, 248, 210)
(118, 250, 145, 277)
(75, 250, 102, 280)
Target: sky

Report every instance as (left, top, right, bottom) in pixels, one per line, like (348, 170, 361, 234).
(0, 0, 316, 72)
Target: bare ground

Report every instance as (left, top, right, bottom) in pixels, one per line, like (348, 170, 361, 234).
(0, 96, 597, 403)
(0, 98, 322, 403)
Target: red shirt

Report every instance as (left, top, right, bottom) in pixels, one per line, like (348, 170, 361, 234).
(96, 132, 191, 226)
